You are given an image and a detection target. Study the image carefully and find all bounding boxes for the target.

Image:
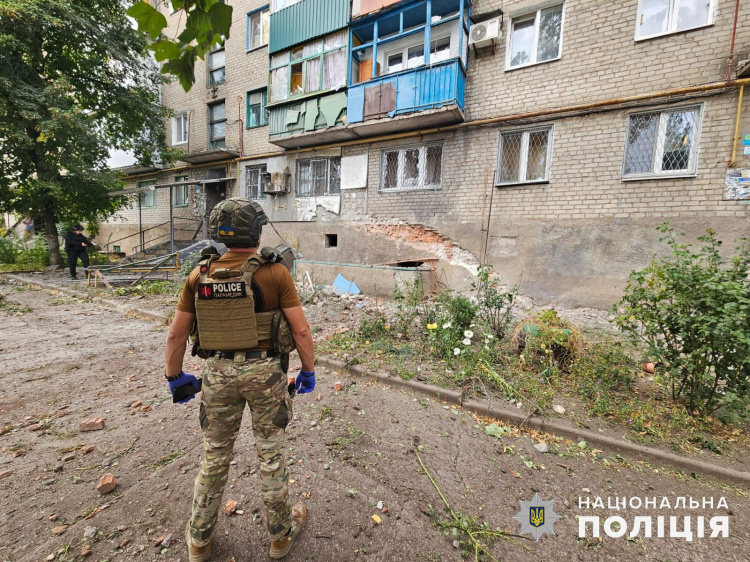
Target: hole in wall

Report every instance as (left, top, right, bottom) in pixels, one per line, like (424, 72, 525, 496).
(325, 234, 338, 248)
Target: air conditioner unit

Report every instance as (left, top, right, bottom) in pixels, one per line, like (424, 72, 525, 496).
(261, 171, 290, 194)
(469, 18, 501, 49)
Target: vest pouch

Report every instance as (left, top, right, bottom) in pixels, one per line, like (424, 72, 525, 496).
(271, 309, 296, 354)
(195, 277, 260, 351)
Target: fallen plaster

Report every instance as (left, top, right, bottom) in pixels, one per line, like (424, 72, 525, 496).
(364, 222, 480, 276)
(295, 196, 341, 221)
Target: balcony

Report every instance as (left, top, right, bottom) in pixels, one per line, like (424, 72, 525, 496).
(268, 92, 351, 148)
(269, 0, 349, 54)
(346, 59, 465, 135)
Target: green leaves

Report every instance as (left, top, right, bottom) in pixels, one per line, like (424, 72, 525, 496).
(126, 2, 167, 39)
(128, 0, 234, 91)
(613, 225, 750, 423)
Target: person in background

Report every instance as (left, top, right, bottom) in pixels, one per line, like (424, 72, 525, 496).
(64, 224, 91, 280)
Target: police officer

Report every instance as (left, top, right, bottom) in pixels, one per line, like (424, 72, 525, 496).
(64, 224, 92, 280)
(164, 198, 316, 561)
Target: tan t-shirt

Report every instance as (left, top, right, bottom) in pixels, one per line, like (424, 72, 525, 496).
(176, 251, 301, 350)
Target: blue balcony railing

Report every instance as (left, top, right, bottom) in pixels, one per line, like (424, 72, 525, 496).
(347, 59, 465, 124)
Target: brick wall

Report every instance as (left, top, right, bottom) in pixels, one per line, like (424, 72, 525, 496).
(161, 0, 283, 158)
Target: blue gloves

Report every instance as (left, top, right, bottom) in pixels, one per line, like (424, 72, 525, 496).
(295, 371, 316, 394)
(168, 372, 201, 404)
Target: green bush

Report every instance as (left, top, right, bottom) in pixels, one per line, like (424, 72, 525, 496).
(0, 237, 19, 263)
(473, 264, 519, 339)
(0, 235, 49, 268)
(613, 225, 750, 423)
(358, 312, 387, 340)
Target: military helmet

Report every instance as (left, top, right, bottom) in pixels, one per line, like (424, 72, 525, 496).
(209, 198, 268, 245)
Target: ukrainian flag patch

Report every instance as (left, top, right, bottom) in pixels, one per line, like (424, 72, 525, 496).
(218, 226, 235, 236)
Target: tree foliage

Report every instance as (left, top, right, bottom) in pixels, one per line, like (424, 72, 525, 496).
(614, 224, 750, 423)
(0, 0, 172, 264)
(128, 0, 233, 92)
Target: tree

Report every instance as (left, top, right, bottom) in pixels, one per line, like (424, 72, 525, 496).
(128, 0, 233, 92)
(0, 0, 171, 265)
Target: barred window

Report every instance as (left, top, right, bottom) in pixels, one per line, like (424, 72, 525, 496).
(623, 106, 701, 178)
(245, 165, 267, 200)
(496, 126, 552, 185)
(297, 158, 341, 197)
(381, 143, 443, 191)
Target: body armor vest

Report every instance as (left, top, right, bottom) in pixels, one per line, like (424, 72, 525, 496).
(194, 254, 276, 351)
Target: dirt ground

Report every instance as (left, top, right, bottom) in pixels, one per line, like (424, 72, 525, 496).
(1, 278, 749, 562)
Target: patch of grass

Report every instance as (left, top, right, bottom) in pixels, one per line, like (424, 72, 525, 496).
(112, 281, 182, 297)
(147, 451, 185, 470)
(0, 296, 33, 314)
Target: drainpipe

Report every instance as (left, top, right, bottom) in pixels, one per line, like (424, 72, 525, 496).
(727, 0, 741, 82)
(186, 109, 194, 157)
(237, 96, 244, 157)
(730, 85, 745, 167)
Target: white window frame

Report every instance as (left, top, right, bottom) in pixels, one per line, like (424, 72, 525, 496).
(173, 176, 189, 207)
(621, 104, 703, 180)
(495, 125, 554, 186)
(380, 142, 444, 192)
(138, 180, 157, 208)
(245, 165, 268, 200)
(172, 113, 188, 145)
(296, 157, 341, 197)
(505, 3, 565, 71)
(247, 8, 270, 51)
(634, 0, 717, 41)
(384, 34, 452, 74)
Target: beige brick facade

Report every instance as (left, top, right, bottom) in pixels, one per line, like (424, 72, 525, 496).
(105, 0, 750, 306)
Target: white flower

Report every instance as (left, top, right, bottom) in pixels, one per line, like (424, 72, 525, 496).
(484, 345, 490, 350)
(453, 348, 461, 356)
(442, 322, 452, 329)
(486, 334, 494, 340)
(464, 330, 474, 339)
(462, 338, 471, 346)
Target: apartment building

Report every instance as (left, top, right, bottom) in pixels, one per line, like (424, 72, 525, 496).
(105, 0, 750, 307)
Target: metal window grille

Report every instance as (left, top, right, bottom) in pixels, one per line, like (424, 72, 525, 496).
(245, 165, 267, 200)
(296, 158, 341, 197)
(173, 176, 189, 206)
(623, 106, 700, 178)
(496, 126, 552, 185)
(380, 143, 443, 191)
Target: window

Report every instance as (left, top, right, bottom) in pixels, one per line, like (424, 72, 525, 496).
(174, 176, 189, 207)
(622, 106, 701, 178)
(208, 101, 226, 149)
(297, 158, 341, 197)
(208, 48, 226, 86)
(172, 113, 188, 145)
(139, 180, 157, 207)
(381, 143, 443, 191)
(247, 89, 268, 128)
(245, 165, 268, 200)
(272, 0, 301, 11)
(385, 36, 451, 74)
(508, 4, 563, 69)
(269, 31, 347, 103)
(496, 126, 553, 185)
(247, 8, 270, 50)
(636, 0, 714, 40)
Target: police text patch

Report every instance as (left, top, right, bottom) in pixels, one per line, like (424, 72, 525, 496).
(197, 281, 247, 299)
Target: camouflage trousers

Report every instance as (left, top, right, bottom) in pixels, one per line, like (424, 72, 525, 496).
(188, 355, 293, 546)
